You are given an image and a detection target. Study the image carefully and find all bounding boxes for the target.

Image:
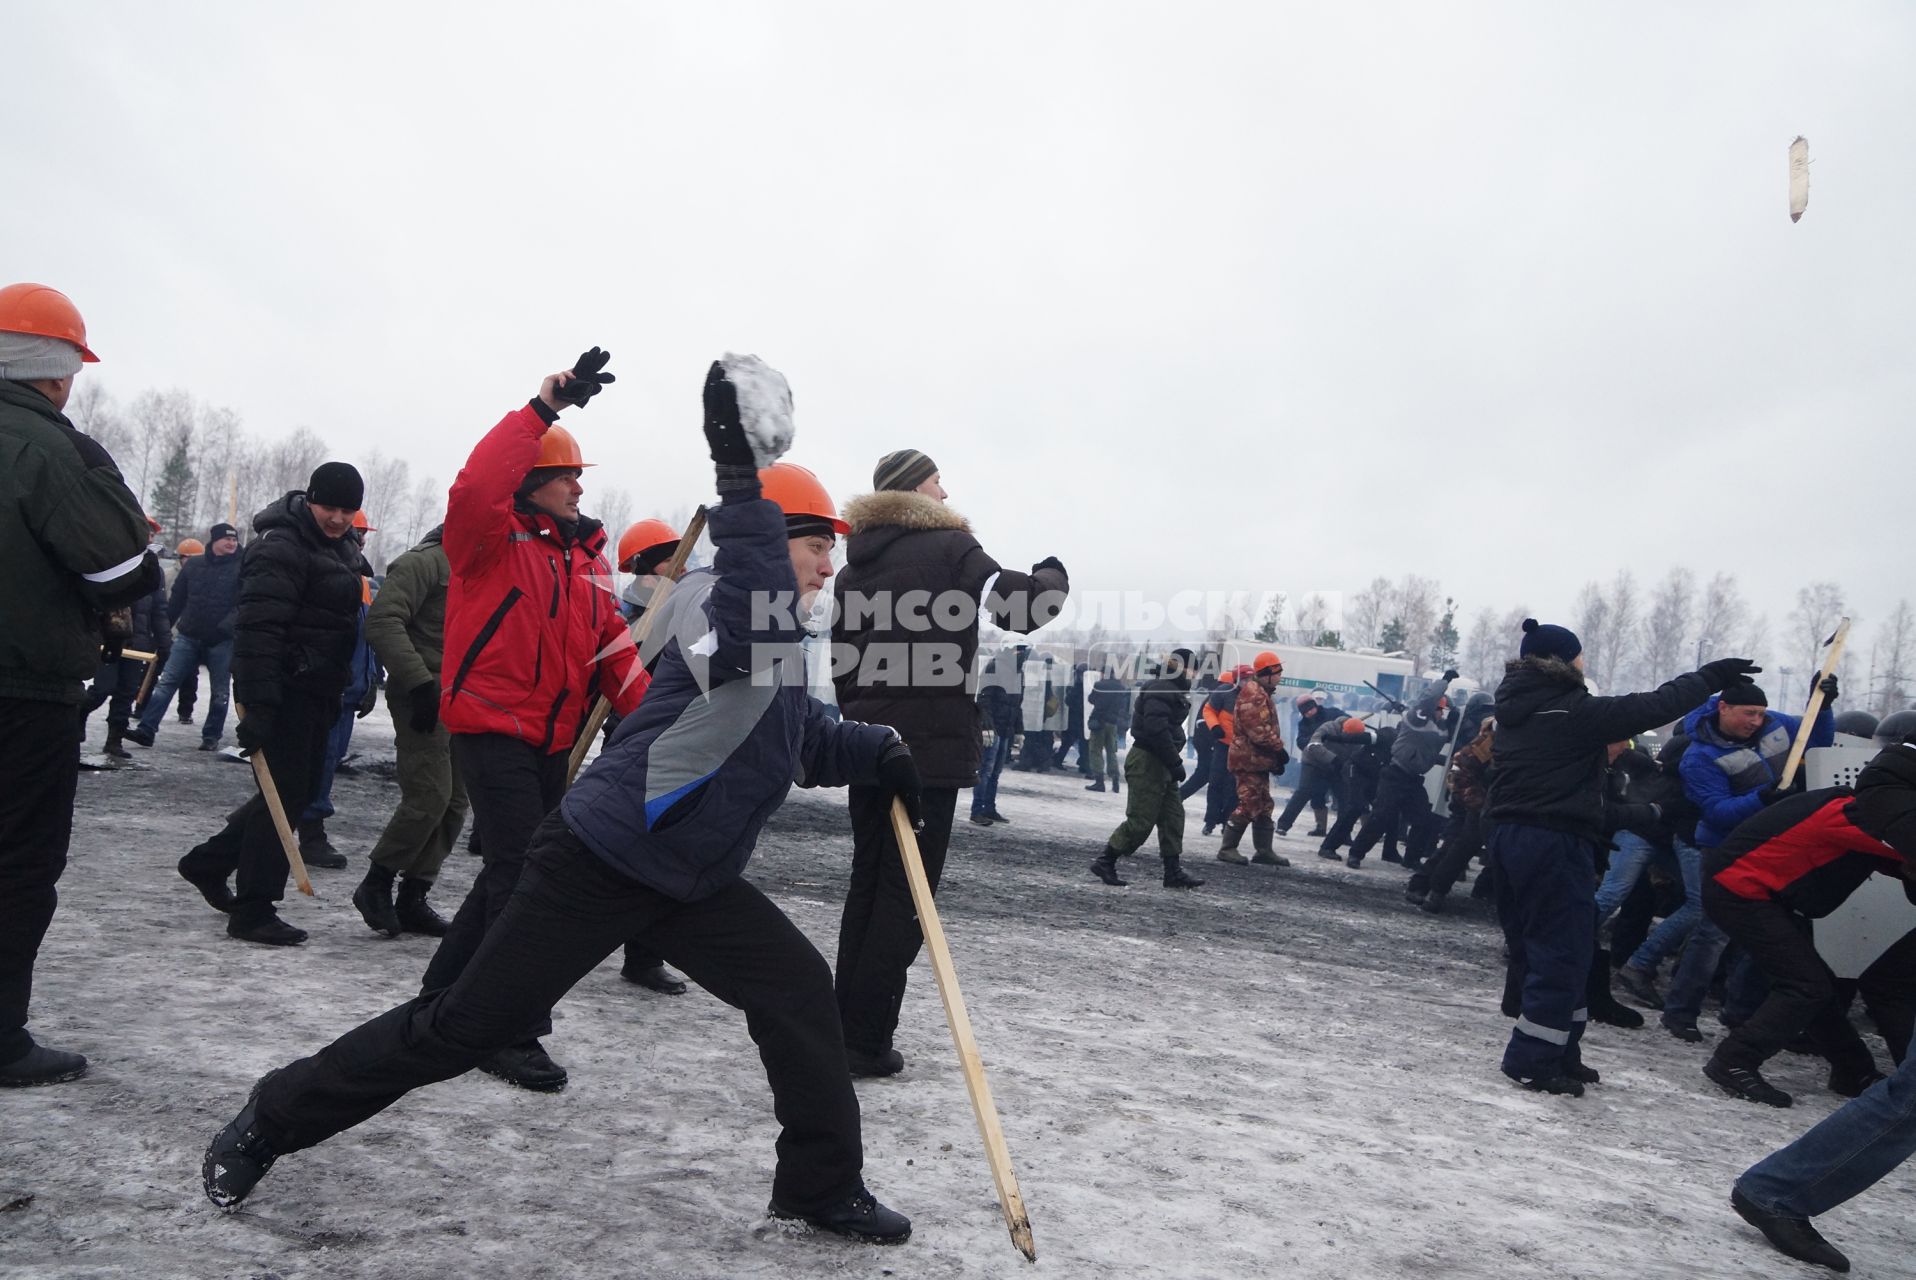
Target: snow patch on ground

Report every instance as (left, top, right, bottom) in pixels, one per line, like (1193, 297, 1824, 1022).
(5, 730, 1914, 1277)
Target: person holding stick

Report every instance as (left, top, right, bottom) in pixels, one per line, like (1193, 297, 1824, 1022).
(130, 522, 242, 751)
(203, 359, 925, 1246)
(413, 348, 647, 1092)
(0, 282, 159, 1086)
(175, 463, 371, 946)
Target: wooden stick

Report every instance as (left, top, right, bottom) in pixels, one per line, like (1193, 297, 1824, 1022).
(131, 651, 162, 712)
(120, 648, 159, 664)
(565, 507, 708, 787)
(1777, 617, 1851, 791)
(250, 749, 315, 897)
(888, 798, 1037, 1263)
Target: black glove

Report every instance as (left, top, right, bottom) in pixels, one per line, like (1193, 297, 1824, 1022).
(1031, 555, 1066, 578)
(702, 360, 756, 467)
(407, 679, 440, 734)
(355, 679, 379, 719)
(1818, 673, 1839, 704)
(1442, 669, 1459, 683)
(1698, 657, 1762, 692)
(554, 347, 615, 408)
(876, 738, 924, 831)
(236, 707, 276, 752)
(1758, 786, 1786, 806)
(1167, 755, 1187, 783)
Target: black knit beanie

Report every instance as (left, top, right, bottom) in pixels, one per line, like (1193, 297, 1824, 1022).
(306, 462, 364, 510)
(1719, 683, 1769, 708)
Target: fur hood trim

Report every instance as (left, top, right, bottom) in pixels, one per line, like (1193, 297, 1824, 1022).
(842, 489, 972, 535)
(1504, 655, 1586, 689)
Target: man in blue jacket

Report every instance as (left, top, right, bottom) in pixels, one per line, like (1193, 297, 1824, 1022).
(201, 362, 924, 1246)
(1657, 679, 1837, 1042)
(130, 522, 242, 750)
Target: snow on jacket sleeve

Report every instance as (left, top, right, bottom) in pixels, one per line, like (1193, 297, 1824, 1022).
(364, 548, 435, 695)
(1570, 671, 1713, 748)
(796, 698, 896, 789)
(444, 403, 550, 578)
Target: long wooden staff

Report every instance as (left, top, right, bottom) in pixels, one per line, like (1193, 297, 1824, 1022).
(1776, 617, 1851, 790)
(132, 652, 162, 712)
(564, 507, 707, 787)
(889, 798, 1037, 1263)
(235, 704, 314, 896)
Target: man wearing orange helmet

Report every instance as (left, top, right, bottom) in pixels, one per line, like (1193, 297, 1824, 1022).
(204, 359, 923, 1246)
(0, 283, 158, 1085)
(1216, 652, 1293, 868)
(416, 348, 648, 1091)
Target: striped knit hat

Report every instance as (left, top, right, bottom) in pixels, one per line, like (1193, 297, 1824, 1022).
(873, 448, 938, 492)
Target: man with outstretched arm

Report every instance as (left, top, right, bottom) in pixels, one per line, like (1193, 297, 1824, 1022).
(201, 360, 926, 1246)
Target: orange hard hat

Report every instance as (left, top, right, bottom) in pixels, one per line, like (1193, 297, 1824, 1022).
(759, 462, 849, 535)
(352, 511, 377, 532)
(1253, 650, 1282, 673)
(176, 537, 205, 557)
(1343, 717, 1369, 735)
(617, 518, 681, 571)
(1219, 669, 1238, 685)
(533, 424, 592, 470)
(0, 283, 99, 362)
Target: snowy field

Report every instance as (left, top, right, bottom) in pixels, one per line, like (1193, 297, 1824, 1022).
(5, 710, 1914, 1279)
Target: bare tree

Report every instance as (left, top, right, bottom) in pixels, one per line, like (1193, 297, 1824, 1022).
(1787, 582, 1848, 685)
(235, 427, 330, 540)
(1873, 600, 1914, 716)
(1573, 580, 1613, 686)
(1693, 573, 1750, 670)
(1394, 575, 1441, 671)
(1459, 606, 1504, 686)
(594, 484, 634, 556)
(356, 452, 413, 574)
(67, 381, 131, 460)
(1639, 567, 1694, 687)
(1346, 577, 1395, 649)
(192, 403, 244, 537)
(126, 388, 196, 506)
(1601, 570, 1640, 691)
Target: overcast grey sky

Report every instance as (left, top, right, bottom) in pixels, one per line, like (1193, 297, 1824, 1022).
(11, 2, 1912, 657)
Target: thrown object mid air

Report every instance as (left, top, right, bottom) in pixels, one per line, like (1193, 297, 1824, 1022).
(1789, 136, 1809, 223)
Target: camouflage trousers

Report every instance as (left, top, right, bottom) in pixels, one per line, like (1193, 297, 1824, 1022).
(1229, 770, 1274, 823)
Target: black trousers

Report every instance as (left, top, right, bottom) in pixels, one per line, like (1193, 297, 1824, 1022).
(1349, 768, 1439, 863)
(81, 655, 146, 732)
(1857, 927, 1916, 1066)
(1179, 729, 1214, 801)
(254, 815, 864, 1212)
(180, 690, 334, 923)
(421, 733, 568, 1032)
(1277, 763, 1334, 831)
(1318, 771, 1372, 853)
(835, 786, 958, 1054)
(1203, 750, 1237, 826)
(1410, 805, 1486, 897)
(0, 698, 82, 1063)
(1705, 884, 1875, 1075)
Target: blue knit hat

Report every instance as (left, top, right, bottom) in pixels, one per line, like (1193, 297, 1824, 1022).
(1520, 618, 1582, 663)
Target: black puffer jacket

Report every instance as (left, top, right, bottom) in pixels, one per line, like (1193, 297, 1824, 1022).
(1131, 673, 1193, 771)
(168, 545, 242, 643)
(1488, 656, 1713, 845)
(831, 491, 1068, 787)
(129, 580, 173, 661)
(232, 493, 371, 711)
(1089, 675, 1130, 731)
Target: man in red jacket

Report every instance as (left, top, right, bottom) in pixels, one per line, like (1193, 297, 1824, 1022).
(420, 348, 646, 1092)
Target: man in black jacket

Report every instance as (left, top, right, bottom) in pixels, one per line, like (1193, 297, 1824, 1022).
(84, 550, 171, 759)
(1092, 649, 1204, 889)
(130, 522, 241, 750)
(1084, 663, 1130, 793)
(0, 283, 160, 1086)
(1276, 690, 1343, 837)
(1487, 617, 1749, 1096)
(177, 464, 370, 946)
(829, 450, 1067, 1076)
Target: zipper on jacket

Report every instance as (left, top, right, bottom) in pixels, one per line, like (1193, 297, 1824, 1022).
(448, 588, 524, 698)
(547, 556, 562, 618)
(538, 688, 570, 753)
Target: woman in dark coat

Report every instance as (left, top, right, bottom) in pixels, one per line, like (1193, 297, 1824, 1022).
(829, 449, 1068, 1075)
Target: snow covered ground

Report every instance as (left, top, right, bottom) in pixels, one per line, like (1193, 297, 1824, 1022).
(6, 714, 1913, 1278)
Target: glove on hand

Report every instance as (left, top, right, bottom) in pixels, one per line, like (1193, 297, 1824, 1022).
(1699, 657, 1762, 692)
(1168, 756, 1187, 783)
(877, 738, 924, 831)
(1442, 668, 1460, 683)
(554, 347, 615, 408)
(702, 361, 756, 467)
(1818, 673, 1839, 704)
(408, 680, 440, 734)
(237, 708, 276, 752)
(1032, 555, 1066, 578)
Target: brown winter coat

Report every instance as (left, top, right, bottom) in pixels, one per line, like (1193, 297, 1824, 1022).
(1447, 722, 1496, 812)
(830, 490, 1068, 787)
(1228, 676, 1290, 774)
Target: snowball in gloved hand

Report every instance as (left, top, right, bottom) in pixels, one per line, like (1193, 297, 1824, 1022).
(719, 353, 795, 468)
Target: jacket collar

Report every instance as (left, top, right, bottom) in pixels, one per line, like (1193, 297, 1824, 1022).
(842, 489, 972, 535)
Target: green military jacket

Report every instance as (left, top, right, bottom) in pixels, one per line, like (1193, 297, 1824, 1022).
(365, 525, 449, 696)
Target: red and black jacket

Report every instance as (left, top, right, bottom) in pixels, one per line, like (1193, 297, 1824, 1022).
(440, 404, 645, 754)
(1706, 744, 1916, 917)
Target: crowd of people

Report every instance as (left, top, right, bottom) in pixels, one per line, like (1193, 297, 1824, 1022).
(4, 281, 1914, 1269)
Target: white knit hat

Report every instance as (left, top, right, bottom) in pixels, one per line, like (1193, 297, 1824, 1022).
(0, 331, 84, 381)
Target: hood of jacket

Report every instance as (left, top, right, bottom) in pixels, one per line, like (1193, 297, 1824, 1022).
(253, 492, 370, 571)
(841, 491, 971, 569)
(1493, 656, 1586, 728)
(413, 523, 445, 552)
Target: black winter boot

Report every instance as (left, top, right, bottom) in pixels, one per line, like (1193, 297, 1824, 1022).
(227, 913, 307, 947)
(768, 1184, 911, 1244)
(1216, 821, 1249, 865)
(1588, 948, 1644, 1028)
(1705, 1056, 1793, 1107)
(202, 1097, 280, 1207)
(297, 820, 347, 870)
(1250, 818, 1290, 866)
(352, 862, 401, 938)
(394, 875, 449, 936)
(104, 727, 131, 760)
(1307, 805, 1329, 838)
(1162, 857, 1204, 889)
(1084, 779, 1106, 792)
(1090, 847, 1128, 886)
(1730, 1187, 1851, 1272)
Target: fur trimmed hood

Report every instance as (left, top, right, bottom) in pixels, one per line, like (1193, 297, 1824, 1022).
(841, 489, 971, 536)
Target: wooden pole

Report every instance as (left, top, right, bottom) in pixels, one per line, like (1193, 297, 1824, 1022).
(565, 507, 707, 787)
(888, 798, 1037, 1263)
(1776, 617, 1851, 791)
(132, 652, 162, 712)
(250, 750, 315, 896)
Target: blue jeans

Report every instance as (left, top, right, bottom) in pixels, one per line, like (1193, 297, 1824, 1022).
(1594, 830, 1661, 922)
(971, 731, 1014, 816)
(136, 635, 232, 746)
(1665, 916, 1769, 1025)
(1625, 837, 1704, 972)
(1737, 1031, 1916, 1218)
